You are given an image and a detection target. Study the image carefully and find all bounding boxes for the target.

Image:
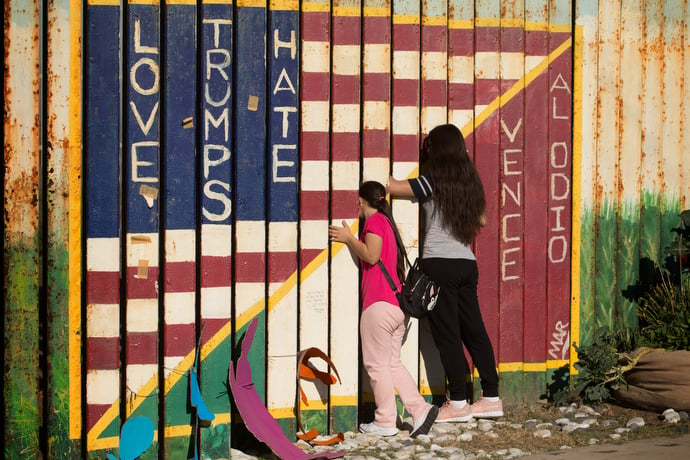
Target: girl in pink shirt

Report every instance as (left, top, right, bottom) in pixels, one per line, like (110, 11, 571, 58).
(328, 181, 438, 437)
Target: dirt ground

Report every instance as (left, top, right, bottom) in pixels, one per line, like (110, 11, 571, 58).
(459, 401, 690, 456)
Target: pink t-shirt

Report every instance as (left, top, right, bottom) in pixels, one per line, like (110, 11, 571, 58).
(360, 212, 401, 310)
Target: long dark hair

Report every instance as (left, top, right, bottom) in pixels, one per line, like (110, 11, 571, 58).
(423, 124, 486, 244)
(359, 181, 407, 281)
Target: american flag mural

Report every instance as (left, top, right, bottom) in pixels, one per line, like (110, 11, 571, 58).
(79, 0, 575, 456)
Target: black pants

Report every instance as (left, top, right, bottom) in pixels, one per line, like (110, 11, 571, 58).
(421, 257, 499, 400)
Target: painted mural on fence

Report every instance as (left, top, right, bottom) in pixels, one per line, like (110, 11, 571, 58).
(81, 2, 572, 457)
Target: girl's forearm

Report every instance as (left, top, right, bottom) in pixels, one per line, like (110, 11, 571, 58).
(388, 176, 414, 198)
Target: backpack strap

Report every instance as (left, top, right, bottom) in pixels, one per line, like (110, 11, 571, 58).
(377, 260, 400, 296)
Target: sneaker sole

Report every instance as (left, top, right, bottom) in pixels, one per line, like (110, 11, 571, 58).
(410, 405, 439, 438)
(436, 414, 473, 423)
(472, 411, 504, 418)
(359, 426, 399, 436)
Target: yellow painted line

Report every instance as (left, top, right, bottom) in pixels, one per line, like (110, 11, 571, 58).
(302, 1, 330, 13)
(474, 17, 499, 27)
(87, 402, 120, 448)
(570, 24, 584, 376)
(300, 399, 329, 410)
(330, 395, 358, 406)
(525, 22, 572, 33)
(333, 6, 360, 17)
(89, 435, 120, 451)
(523, 362, 547, 372)
(69, 0, 83, 440)
(363, 7, 390, 17)
(465, 37, 572, 139)
(270, 407, 298, 418)
(237, 0, 266, 7)
(547, 359, 570, 369)
(270, 0, 298, 10)
(449, 19, 474, 29)
(165, 424, 192, 437)
(393, 14, 420, 25)
(422, 16, 447, 27)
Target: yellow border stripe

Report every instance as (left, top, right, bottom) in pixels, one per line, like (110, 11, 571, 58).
(69, 0, 83, 440)
(465, 37, 572, 138)
(570, 25, 584, 375)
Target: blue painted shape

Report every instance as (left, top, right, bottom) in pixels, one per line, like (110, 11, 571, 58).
(268, 9, 299, 223)
(126, 4, 160, 234)
(190, 368, 216, 423)
(86, 5, 120, 237)
(165, 3, 197, 229)
(201, 4, 234, 225)
(119, 416, 155, 460)
(235, 5, 267, 222)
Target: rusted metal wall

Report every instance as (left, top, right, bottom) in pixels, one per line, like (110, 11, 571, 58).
(4, 0, 690, 458)
(573, 0, 690, 351)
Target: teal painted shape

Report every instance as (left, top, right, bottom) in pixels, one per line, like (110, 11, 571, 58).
(191, 368, 215, 423)
(109, 416, 154, 460)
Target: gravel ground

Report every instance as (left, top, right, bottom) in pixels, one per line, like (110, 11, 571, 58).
(228, 402, 690, 459)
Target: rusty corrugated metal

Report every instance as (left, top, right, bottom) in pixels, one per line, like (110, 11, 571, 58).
(4, 2, 42, 458)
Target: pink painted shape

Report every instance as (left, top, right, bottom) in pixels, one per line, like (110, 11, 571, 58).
(228, 318, 346, 460)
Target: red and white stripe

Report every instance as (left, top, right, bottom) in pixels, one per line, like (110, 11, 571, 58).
(125, 232, 159, 404)
(361, 6, 391, 182)
(330, 4, 361, 406)
(200, 224, 233, 341)
(391, 10, 423, 390)
(163, 230, 196, 382)
(85, 237, 120, 432)
(299, 1, 331, 407)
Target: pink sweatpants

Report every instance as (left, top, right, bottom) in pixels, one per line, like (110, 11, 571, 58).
(360, 301, 430, 428)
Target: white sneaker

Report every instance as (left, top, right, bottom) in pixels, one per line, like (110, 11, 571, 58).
(359, 422, 399, 436)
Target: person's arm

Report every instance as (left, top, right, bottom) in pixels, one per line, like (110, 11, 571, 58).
(328, 220, 383, 265)
(388, 176, 414, 198)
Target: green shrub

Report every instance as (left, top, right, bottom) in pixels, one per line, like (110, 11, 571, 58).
(552, 327, 636, 406)
(636, 209, 690, 351)
(636, 273, 690, 350)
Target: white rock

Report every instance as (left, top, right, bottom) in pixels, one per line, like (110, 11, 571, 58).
(414, 434, 431, 445)
(533, 429, 552, 438)
(626, 416, 645, 428)
(662, 409, 681, 424)
(477, 421, 494, 432)
(458, 432, 474, 441)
